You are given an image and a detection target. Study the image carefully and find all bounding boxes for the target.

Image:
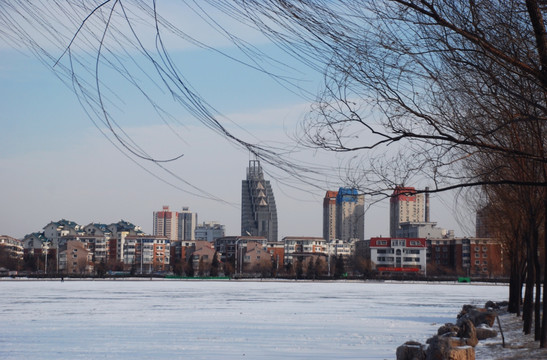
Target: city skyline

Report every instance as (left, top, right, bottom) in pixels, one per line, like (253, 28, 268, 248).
(0, 6, 469, 241)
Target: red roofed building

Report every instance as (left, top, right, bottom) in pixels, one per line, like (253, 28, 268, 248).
(368, 237, 427, 274)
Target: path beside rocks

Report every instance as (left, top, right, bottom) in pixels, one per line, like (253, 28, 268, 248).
(475, 310, 547, 360)
(397, 301, 547, 360)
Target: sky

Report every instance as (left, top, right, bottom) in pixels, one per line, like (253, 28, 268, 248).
(0, 2, 470, 240)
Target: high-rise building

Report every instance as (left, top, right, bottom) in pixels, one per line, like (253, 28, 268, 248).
(178, 207, 197, 241)
(323, 190, 338, 241)
(153, 205, 178, 241)
(241, 159, 278, 243)
(389, 186, 425, 237)
(335, 188, 365, 241)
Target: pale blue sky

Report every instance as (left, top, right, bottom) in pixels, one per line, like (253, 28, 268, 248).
(0, 3, 468, 239)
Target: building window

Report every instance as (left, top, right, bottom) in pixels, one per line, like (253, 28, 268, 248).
(475, 253, 480, 258)
(475, 260, 480, 265)
(482, 246, 487, 252)
(483, 253, 488, 258)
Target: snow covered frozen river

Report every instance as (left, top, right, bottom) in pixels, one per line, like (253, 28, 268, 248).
(0, 280, 507, 359)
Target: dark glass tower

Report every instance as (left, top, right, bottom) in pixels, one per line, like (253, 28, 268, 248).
(241, 160, 278, 242)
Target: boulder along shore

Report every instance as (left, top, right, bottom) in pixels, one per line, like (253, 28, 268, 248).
(397, 301, 547, 360)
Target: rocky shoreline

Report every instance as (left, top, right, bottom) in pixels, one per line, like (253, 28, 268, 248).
(397, 301, 547, 360)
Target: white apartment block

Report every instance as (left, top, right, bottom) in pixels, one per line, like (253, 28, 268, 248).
(368, 237, 427, 274)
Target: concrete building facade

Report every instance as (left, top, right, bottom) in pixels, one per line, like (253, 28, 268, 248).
(178, 207, 197, 241)
(322, 190, 338, 242)
(153, 206, 178, 241)
(389, 187, 425, 237)
(58, 240, 93, 274)
(335, 188, 365, 242)
(367, 237, 428, 274)
(283, 236, 327, 264)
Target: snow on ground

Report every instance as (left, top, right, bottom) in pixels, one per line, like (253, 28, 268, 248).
(475, 309, 547, 360)
(0, 280, 509, 359)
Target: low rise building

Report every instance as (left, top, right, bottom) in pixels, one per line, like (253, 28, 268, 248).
(397, 222, 452, 239)
(244, 241, 272, 273)
(0, 235, 24, 261)
(367, 237, 427, 274)
(283, 236, 326, 264)
(59, 240, 93, 275)
(124, 235, 170, 273)
(266, 241, 285, 271)
(191, 240, 217, 275)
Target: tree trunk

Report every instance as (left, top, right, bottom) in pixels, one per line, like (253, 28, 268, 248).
(523, 231, 535, 335)
(541, 195, 547, 347)
(533, 226, 541, 341)
(508, 252, 522, 314)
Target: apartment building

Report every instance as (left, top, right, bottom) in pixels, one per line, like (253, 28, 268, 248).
(124, 235, 170, 273)
(389, 186, 426, 237)
(59, 240, 93, 274)
(0, 235, 24, 265)
(153, 206, 178, 241)
(178, 207, 197, 241)
(283, 236, 327, 264)
(322, 190, 338, 242)
(367, 237, 427, 274)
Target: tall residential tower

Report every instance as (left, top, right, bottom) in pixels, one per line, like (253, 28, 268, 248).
(389, 186, 425, 237)
(322, 190, 338, 241)
(241, 159, 278, 242)
(323, 188, 365, 242)
(335, 188, 365, 241)
(177, 207, 197, 241)
(153, 205, 178, 241)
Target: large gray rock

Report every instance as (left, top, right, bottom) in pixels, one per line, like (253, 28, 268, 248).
(484, 300, 508, 310)
(475, 326, 497, 340)
(456, 307, 496, 328)
(396, 341, 425, 360)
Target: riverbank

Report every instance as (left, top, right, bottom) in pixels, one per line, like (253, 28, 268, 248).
(475, 309, 547, 359)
